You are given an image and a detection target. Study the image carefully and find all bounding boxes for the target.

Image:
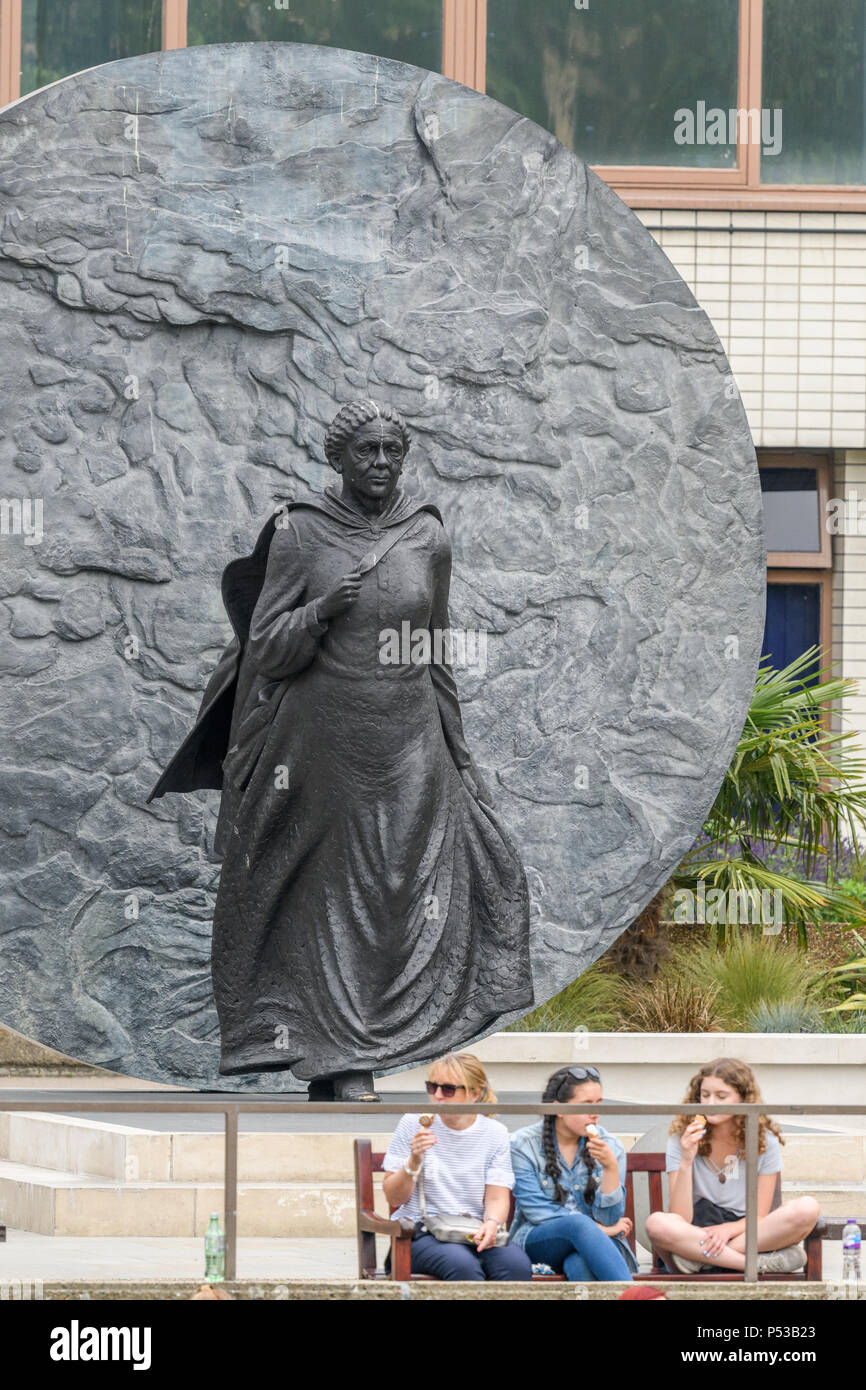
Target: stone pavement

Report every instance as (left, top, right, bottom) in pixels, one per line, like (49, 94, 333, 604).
(0, 1230, 358, 1281)
(0, 1229, 844, 1285)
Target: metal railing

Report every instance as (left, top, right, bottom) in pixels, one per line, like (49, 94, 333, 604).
(1, 1095, 864, 1282)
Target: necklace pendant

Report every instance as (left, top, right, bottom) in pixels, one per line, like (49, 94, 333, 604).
(718, 1173, 726, 1184)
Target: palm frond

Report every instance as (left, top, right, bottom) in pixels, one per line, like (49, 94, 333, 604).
(672, 648, 866, 948)
(704, 648, 866, 877)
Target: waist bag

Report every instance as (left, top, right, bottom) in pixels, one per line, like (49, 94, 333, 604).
(417, 1165, 508, 1247)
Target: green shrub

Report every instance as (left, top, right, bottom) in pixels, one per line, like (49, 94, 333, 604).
(742, 999, 824, 1033)
(507, 962, 621, 1033)
(819, 1011, 866, 1034)
(828, 879, 866, 925)
(680, 933, 835, 1029)
(616, 976, 722, 1033)
(820, 941, 866, 1019)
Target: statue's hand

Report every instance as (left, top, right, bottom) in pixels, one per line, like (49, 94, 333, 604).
(317, 568, 363, 621)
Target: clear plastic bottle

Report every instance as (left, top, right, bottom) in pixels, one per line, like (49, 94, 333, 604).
(205, 1211, 225, 1283)
(842, 1217, 861, 1284)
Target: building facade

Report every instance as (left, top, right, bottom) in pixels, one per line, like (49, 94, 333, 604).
(1, 0, 864, 744)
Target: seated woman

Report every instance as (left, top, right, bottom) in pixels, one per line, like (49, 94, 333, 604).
(509, 1065, 636, 1281)
(645, 1057, 820, 1275)
(382, 1052, 532, 1281)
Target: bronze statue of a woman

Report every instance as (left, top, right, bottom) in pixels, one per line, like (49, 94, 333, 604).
(149, 400, 533, 1100)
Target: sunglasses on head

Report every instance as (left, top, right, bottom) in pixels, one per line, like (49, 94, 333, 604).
(425, 1081, 466, 1098)
(557, 1065, 600, 1095)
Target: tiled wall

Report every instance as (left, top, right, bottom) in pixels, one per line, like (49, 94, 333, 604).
(637, 212, 866, 773)
(637, 210, 866, 449)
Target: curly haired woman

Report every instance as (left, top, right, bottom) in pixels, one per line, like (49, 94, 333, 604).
(645, 1057, 819, 1274)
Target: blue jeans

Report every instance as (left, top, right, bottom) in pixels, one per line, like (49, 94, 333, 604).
(410, 1231, 533, 1281)
(524, 1213, 634, 1282)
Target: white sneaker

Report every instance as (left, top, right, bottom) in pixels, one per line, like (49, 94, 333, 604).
(756, 1244, 807, 1275)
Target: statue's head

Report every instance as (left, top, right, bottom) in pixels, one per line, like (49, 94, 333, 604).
(324, 399, 410, 505)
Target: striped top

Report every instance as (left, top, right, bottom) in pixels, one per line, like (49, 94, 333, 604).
(383, 1113, 515, 1224)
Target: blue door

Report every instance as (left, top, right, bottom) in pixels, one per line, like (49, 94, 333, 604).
(762, 583, 821, 675)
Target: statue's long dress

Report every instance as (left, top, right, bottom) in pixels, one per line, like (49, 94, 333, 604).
(212, 486, 533, 1078)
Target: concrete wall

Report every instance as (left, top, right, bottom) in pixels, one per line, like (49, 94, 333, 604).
(379, 1031, 866, 1107)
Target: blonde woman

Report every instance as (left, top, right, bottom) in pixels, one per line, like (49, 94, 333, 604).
(646, 1057, 819, 1274)
(382, 1052, 532, 1280)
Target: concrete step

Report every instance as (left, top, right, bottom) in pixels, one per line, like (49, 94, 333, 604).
(0, 1112, 394, 1182)
(784, 1182, 866, 1217)
(1, 1146, 860, 1239)
(3, 1112, 864, 1184)
(0, 1158, 388, 1237)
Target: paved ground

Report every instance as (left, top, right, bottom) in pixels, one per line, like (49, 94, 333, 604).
(0, 1231, 359, 1281)
(0, 1230, 844, 1283)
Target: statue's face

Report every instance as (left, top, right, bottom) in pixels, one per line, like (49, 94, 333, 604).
(340, 419, 405, 502)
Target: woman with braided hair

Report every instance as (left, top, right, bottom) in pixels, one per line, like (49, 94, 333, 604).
(509, 1065, 636, 1280)
(150, 399, 533, 1100)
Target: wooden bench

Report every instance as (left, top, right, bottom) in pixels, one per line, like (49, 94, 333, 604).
(355, 1140, 838, 1282)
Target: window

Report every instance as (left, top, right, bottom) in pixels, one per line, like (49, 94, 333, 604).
(759, 453, 833, 677)
(482, 0, 866, 208)
(759, 454, 832, 568)
(186, 0, 443, 73)
(762, 0, 866, 185)
(486, 0, 740, 169)
(761, 468, 820, 553)
(20, 0, 162, 96)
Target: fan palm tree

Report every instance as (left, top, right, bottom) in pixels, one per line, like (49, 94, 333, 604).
(672, 647, 866, 946)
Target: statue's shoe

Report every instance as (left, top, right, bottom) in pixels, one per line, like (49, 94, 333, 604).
(333, 1071, 381, 1102)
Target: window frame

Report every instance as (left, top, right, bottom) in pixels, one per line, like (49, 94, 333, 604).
(479, 0, 866, 211)
(761, 450, 834, 725)
(163, 0, 186, 50)
(759, 451, 833, 570)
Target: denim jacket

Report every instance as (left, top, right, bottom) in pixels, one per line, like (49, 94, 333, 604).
(509, 1120, 639, 1272)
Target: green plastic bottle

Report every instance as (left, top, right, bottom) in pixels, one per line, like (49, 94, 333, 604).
(205, 1212, 225, 1283)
